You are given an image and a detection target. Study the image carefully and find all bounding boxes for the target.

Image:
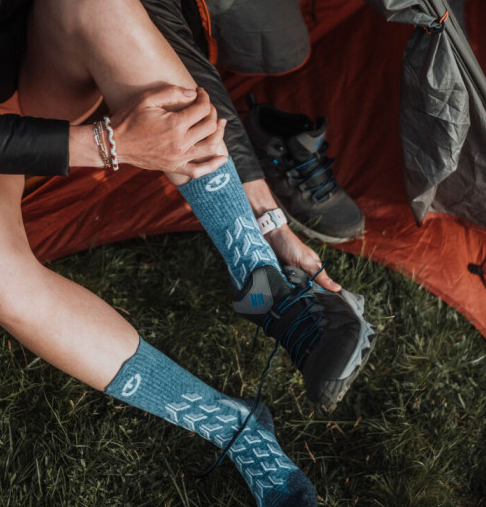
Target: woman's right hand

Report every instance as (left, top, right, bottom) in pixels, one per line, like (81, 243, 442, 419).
(111, 86, 227, 177)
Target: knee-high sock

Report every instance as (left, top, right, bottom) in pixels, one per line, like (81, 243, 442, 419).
(178, 158, 283, 290)
(105, 337, 317, 507)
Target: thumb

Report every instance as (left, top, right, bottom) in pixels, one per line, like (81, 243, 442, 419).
(315, 272, 342, 292)
(301, 253, 342, 292)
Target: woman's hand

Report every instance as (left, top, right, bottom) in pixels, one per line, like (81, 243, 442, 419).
(265, 224, 342, 291)
(242, 178, 342, 292)
(111, 86, 227, 177)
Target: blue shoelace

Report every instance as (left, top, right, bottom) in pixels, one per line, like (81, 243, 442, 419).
(262, 267, 326, 369)
(267, 141, 339, 204)
(286, 143, 338, 203)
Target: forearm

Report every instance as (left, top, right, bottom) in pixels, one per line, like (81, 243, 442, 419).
(243, 177, 342, 291)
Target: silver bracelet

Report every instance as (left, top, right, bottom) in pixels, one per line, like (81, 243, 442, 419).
(103, 116, 119, 171)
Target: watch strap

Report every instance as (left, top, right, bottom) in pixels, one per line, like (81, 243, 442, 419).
(257, 208, 288, 235)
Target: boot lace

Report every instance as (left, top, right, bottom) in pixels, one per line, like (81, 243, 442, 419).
(284, 142, 339, 204)
(262, 266, 326, 369)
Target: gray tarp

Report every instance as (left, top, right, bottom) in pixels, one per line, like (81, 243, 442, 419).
(365, 0, 486, 226)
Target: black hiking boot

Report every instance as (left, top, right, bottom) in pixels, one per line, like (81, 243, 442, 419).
(233, 265, 375, 411)
(244, 96, 365, 244)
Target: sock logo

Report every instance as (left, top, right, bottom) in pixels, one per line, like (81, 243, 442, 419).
(122, 373, 142, 397)
(205, 173, 230, 192)
(250, 293, 265, 307)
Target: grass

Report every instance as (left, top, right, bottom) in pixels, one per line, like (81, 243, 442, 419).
(1, 231, 486, 507)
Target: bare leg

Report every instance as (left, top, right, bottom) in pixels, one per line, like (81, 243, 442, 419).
(0, 174, 138, 390)
(2, 0, 330, 399)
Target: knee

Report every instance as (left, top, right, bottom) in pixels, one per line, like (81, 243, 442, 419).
(29, 0, 105, 47)
(0, 177, 38, 325)
(0, 244, 40, 327)
(31, 0, 143, 70)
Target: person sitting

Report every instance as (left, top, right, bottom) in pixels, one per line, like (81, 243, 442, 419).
(0, 0, 374, 504)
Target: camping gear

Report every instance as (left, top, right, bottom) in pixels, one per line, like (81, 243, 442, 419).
(366, 0, 486, 227)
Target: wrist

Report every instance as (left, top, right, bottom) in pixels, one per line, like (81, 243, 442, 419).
(69, 124, 104, 168)
(243, 178, 279, 216)
(265, 222, 291, 243)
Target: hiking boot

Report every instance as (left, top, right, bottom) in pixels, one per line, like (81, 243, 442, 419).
(233, 265, 375, 411)
(244, 96, 365, 244)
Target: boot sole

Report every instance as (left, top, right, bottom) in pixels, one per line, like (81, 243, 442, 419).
(317, 331, 376, 412)
(311, 289, 376, 412)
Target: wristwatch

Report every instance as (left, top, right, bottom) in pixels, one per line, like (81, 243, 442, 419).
(256, 208, 288, 235)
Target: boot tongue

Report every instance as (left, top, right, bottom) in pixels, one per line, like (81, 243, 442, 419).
(286, 118, 327, 163)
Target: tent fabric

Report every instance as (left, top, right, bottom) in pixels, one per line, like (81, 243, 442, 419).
(194, 0, 310, 75)
(5, 0, 485, 335)
(366, 0, 486, 226)
(224, 0, 486, 336)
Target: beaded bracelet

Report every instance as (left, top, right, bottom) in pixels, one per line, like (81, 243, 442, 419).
(93, 120, 111, 170)
(103, 116, 119, 171)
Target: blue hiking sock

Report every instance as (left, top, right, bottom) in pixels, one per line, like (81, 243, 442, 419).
(105, 337, 317, 507)
(178, 158, 283, 290)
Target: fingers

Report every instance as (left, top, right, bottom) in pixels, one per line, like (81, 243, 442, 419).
(185, 103, 219, 147)
(176, 88, 213, 129)
(313, 268, 342, 292)
(187, 118, 227, 161)
(175, 117, 227, 178)
(180, 155, 228, 179)
(299, 249, 341, 292)
(265, 223, 342, 292)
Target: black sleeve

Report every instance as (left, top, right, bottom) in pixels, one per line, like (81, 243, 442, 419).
(0, 114, 70, 176)
(0, 0, 33, 22)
